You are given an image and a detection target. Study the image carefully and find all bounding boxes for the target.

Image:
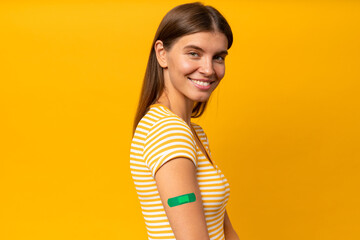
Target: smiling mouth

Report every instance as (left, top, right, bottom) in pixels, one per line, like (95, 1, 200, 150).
(187, 77, 215, 87)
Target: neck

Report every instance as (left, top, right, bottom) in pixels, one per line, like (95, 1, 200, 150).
(157, 69, 195, 126)
(156, 93, 194, 126)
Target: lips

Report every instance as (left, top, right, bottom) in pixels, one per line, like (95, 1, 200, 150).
(188, 77, 215, 89)
(187, 77, 215, 87)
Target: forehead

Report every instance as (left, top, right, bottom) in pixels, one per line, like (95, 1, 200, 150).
(172, 31, 228, 51)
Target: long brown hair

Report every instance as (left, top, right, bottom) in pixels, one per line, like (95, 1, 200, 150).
(132, 2, 233, 136)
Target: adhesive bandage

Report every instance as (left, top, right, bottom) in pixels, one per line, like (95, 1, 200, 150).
(167, 193, 196, 207)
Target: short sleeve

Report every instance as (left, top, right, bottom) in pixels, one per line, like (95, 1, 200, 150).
(144, 116, 197, 178)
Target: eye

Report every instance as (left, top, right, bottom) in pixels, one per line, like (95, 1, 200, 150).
(188, 52, 200, 57)
(214, 55, 225, 63)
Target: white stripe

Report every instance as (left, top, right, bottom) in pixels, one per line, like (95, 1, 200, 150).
(197, 166, 213, 170)
(140, 200, 162, 205)
(142, 118, 155, 125)
(145, 114, 159, 121)
(130, 154, 142, 160)
(146, 226, 172, 232)
(130, 148, 142, 154)
(131, 137, 145, 144)
(130, 165, 147, 170)
(202, 196, 228, 200)
(144, 216, 168, 221)
(132, 176, 153, 181)
(197, 175, 221, 180)
(131, 143, 143, 149)
(133, 132, 146, 139)
(135, 184, 157, 189)
(138, 191, 158, 196)
(138, 121, 151, 129)
(143, 211, 167, 216)
(130, 170, 150, 176)
(138, 195, 159, 200)
(196, 170, 218, 175)
(198, 180, 224, 185)
(147, 109, 166, 118)
(130, 159, 144, 165)
(200, 190, 227, 194)
(135, 127, 148, 134)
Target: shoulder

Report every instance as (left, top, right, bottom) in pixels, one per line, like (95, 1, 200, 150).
(135, 105, 187, 138)
(143, 106, 193, 139)
(142, 108, 198, 176)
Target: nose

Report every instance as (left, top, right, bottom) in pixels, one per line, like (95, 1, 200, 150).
(199, 57, 215, 77)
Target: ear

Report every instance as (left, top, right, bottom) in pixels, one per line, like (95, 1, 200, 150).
(154, 40, 168, 68)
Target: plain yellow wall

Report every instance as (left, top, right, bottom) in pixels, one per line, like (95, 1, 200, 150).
(1, 1, 359, 239)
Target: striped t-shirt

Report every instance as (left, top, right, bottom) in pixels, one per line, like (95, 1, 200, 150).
(130, 104, 230, 240)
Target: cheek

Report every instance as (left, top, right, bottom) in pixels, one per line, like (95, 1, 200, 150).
(175, 57, 199, 75)
(214, 64, 226, 79)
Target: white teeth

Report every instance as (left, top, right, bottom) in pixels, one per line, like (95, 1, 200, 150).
(188, 78, 211, 87)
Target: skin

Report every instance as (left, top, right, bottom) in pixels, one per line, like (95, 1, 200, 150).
(154, 31, 239, 240)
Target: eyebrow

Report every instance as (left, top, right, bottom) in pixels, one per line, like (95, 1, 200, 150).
(183, 45, 228, 56)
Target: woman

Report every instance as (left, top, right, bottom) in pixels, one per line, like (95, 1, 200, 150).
(130, 2, 239, 239)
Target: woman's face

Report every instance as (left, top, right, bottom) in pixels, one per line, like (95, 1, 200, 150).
(157, 31, 229, 104)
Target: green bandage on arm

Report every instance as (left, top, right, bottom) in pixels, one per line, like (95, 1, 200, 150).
(167, 193, 196, 207)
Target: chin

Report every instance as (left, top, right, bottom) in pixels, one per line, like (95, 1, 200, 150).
(193, 95, 211, 103)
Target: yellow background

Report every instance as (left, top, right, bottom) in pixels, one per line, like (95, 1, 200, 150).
(1, 0, 359, 239)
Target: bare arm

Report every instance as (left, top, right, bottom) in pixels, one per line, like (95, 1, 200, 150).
(155, 157, 210, 240)
(224, 209, 240, 240)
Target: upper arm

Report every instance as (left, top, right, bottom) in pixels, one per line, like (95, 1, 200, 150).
(144, 117, 210, 240)
(155, 157, 210, 240)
